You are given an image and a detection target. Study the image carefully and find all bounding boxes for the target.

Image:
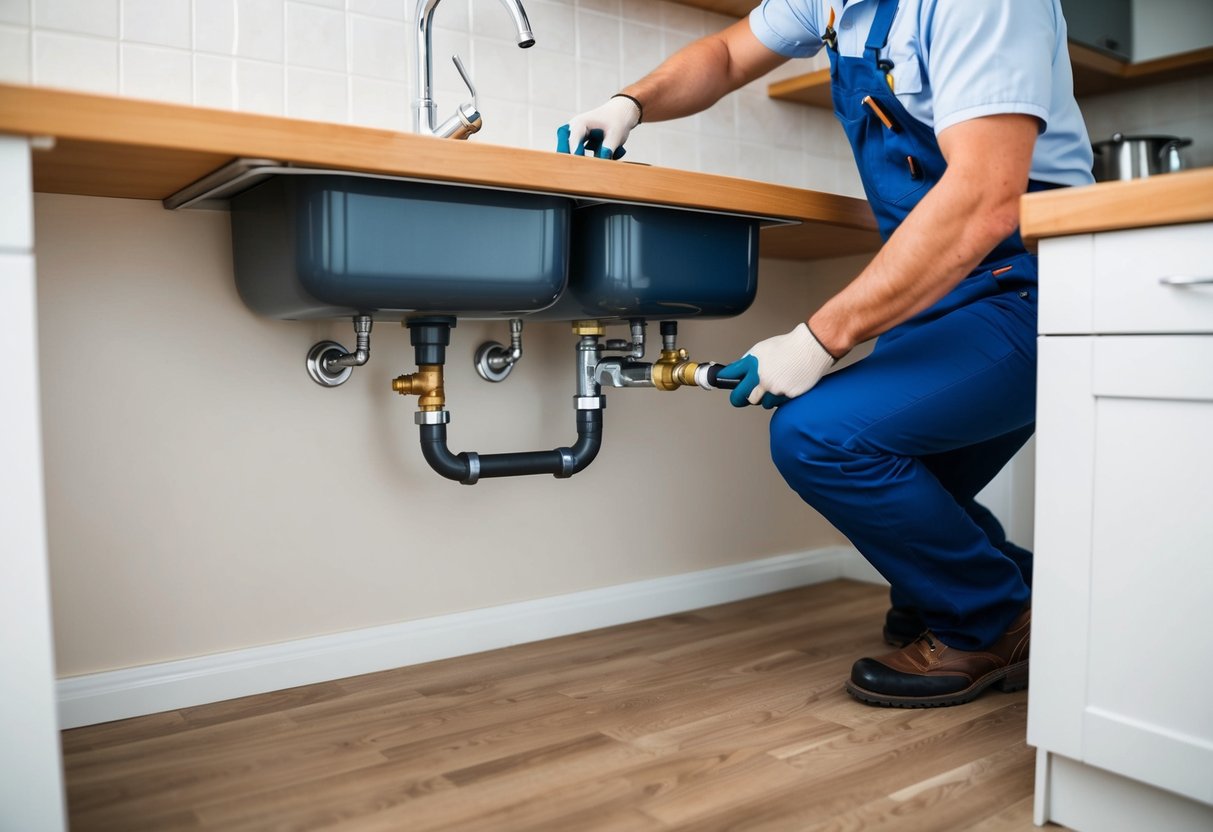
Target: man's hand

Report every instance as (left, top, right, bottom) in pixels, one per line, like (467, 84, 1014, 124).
(717, 323, 837, 409)
(557, 97, 641, 160)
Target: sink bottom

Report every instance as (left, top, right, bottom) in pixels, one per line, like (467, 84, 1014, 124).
(533, 203, 760, 321)
(230, 174, 571, 321)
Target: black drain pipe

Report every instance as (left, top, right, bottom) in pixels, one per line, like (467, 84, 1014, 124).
(402, 317, 604, 485)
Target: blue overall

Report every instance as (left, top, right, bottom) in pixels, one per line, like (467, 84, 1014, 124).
(769, 0, 1051, 650)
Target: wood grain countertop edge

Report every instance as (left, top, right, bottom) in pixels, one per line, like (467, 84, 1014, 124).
(1021, 168, 1213, 242)
(0, 83, 878, 236)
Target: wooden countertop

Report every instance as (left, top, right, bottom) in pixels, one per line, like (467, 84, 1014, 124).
(0, 84, 880, 261)
(1020, 167, 1213, 243)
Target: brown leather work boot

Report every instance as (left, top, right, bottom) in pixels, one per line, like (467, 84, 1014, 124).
(845, 608, 1030, 708)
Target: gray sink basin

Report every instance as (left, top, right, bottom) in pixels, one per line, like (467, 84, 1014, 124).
(536, 202, 761, 321)
(230, 174, 572, 320)
(218, 165, 766, 323)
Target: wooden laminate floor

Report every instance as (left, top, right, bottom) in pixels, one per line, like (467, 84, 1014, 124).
(62, 580, 1048, 831)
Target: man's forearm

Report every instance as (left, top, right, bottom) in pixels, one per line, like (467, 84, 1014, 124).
(809, 177, 1020, 355)
(809, 115, 1038, 356)
(621, 19, 786, 123)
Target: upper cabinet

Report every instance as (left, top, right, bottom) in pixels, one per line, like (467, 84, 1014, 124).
(1063, 0, 1133, 60)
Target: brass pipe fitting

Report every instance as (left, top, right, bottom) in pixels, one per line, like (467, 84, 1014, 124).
(652, 348, 699, 392)
(392, 364, 445, 410)
(571, 320, 605, 337)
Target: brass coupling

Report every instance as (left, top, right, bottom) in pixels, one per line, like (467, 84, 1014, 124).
(571, 319, 605, 337)
(392, 364, 445, 410)
(652, 348, 700, 392)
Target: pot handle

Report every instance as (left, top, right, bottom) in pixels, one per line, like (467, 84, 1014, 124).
(1159, 138, 1192, 173)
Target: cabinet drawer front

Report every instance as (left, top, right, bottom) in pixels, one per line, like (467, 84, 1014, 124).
(1093, 223, 1213, 334)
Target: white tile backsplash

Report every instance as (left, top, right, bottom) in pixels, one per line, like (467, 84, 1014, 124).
(195, 0, 237, 55)
(620, 20, 661, 80)
(0, 25, 30, 83)
(33, 0, 117, 38)
(235, 0, 284, 62)
(234, 57, 283, 114)
(285, 1, 345, 72)
(10, 0, 881, 193)
(529, 0, 574, 54)
(0, 0, 30, 26)
(121, 43, 192, 103)
(619, 0, 659, 28)
(194, 53, 235, 109)
(350, 75, 409, 131)
(528, 47, 578, 112)
(579, 0, 620, 17)
(123, 0, 190, 49)
(576, 9, 620, 64)
(350, 14, 408, 82)
(33, 30, 118, 93)
(472, 36, 531, 103)
(659, 1, 703, 36)
(285, 64, 346, 121)
(348, 0, 406, 22)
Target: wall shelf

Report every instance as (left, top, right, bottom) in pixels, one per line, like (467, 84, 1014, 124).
(767, 43, 1213, 108)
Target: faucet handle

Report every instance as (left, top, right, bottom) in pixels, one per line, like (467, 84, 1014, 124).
(452, 54, 478, 110)
(434, 54, 482, 140)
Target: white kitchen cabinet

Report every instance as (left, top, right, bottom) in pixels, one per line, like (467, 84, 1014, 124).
(1029, 222, 1213, 830)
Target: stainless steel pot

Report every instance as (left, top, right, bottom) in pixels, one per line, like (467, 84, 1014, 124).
(1092, 133, 1192, 181)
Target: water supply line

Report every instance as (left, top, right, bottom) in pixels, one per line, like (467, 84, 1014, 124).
(474, 318, 525, 382)
(592, 320, 738, 393)
(306, 315, 374, 387)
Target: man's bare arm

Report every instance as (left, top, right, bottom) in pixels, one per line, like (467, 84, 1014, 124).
(809, 114, 1040, 356)
(621, 19, 788, 123)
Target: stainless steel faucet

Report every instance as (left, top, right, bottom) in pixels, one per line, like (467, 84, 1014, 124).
(413, 0, 535, 139)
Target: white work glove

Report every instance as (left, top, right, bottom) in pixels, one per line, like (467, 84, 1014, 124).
(717, 323, 837, 409)
(557, 95, 642, 160)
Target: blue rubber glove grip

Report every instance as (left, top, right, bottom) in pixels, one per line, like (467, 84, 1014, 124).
(761, 393, 789, 410)
(555, 125, 626, 160)
(716, 355, 759, 408)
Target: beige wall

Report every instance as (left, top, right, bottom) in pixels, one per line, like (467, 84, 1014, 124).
(35, 193, 865, 677)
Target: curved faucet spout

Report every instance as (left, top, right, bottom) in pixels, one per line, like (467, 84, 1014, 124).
(414, 0, 535, 135)
(497, 0, 535, 48)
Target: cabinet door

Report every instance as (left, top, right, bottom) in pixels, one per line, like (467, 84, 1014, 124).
(1061, 0, 1132, 59)
(1031, 334, 1213, 805)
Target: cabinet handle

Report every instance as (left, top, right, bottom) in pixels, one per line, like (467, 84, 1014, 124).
(1159, 275, 1213, 286)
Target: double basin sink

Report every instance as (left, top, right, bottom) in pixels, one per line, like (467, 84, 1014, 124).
(228, 171, 765, 322)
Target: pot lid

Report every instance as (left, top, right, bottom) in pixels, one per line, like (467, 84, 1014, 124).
(1094, 132, 1193, 147)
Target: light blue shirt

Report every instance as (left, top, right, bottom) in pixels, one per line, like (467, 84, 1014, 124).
(750, 0, 1095, 187)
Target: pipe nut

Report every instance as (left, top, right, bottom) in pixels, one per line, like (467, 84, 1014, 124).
(571, 320, 605, 337)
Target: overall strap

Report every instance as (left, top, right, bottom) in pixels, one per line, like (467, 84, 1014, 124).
(864, 0, 900, 63)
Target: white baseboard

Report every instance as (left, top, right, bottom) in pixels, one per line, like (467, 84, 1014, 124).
(58, 545, 874, 729)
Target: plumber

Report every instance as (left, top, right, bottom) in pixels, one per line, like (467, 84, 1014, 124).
(559, 0, 1094, 708)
